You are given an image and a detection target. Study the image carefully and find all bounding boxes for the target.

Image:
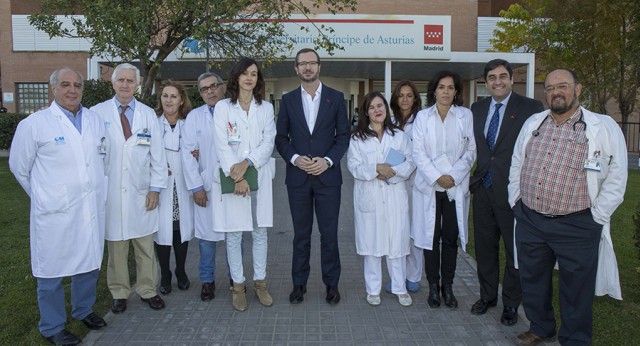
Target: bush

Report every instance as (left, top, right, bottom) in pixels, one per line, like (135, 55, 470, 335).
(0, 113, 28, 150)
(187, 85, 205, 109)
(82, 79, 115, 108)
(634, 201, 640, 260)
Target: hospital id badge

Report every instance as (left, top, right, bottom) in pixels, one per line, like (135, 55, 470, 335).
(584, 158, 601, 172)
(98, 137, 107, 156)
(136, 133, 151, 146)
(227, 121, 241, 143)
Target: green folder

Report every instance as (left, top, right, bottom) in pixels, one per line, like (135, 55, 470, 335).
(220, 166, 259, 194)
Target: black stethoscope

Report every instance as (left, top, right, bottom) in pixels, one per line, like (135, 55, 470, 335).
(532, 112, 587, 137)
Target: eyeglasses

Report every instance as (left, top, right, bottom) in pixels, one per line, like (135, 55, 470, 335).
(199, 82, 223, 93)
(544, 83, 573, 93)
(296, 61, 319, 68)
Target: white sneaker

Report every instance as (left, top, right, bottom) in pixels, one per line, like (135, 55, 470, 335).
(366, 294, 381, 306)
(397, 293, 412, 306)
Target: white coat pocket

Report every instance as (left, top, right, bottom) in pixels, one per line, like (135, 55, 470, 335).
(34, 183, 69, 214)
(356, 184, 376, 213)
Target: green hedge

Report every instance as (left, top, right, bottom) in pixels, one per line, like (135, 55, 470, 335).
(0, 113, 28, 150)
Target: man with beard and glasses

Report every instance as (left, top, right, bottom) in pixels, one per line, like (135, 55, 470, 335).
(275, 48, 350, 305)
(508, 68, 627, 346)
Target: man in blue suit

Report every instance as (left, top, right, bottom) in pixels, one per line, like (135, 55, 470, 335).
(469, 59, 543, 325)
(276, 48, 350, 305)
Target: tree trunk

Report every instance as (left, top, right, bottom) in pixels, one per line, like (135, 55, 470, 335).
(141, 63, 160, 100)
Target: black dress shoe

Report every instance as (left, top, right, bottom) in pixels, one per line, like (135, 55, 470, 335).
(427, 284, 441, 308)
(111, 299, 127, 314)
(501, 305, 519, 326)
(325, 286, 340, 305)
(44, 329, 81, 345)
(441, 284, 458, 308)
(470, 298, 497, 315)
(159, 284, 172, 295)
(81, 312, 107, 330)
(141, 295, 166, 310)
(201, 282, 215, 301)
(177, 279, 190, 290)
(289, 285, 306, 304)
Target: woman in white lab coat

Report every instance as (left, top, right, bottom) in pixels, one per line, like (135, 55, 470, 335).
(348, 92, 416, 307)
(412, 70, 476, 309)
(153, 81, 195, 294)
(388, 80, 423, 293)
(213, 58, 276, 311)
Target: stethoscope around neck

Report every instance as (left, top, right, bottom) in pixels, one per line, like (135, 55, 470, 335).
(532, 111, 587, 137)
(162, 119, 182, 152)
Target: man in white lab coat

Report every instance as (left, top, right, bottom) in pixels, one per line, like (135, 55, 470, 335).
(181, 72, 226, 301)
(91, 63, 168, 314)
(509, 68, 627, 346)
(10, 68, 108, 345)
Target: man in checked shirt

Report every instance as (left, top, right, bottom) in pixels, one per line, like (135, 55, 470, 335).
(507, 68, 628, 346)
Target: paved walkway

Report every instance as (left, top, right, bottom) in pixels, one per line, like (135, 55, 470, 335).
(85, 156, 559, 345)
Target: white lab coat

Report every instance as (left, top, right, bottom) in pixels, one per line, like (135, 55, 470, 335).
(154, 116, 194, 245)
(509, 107, 628, 299)
(91, 98, 167, 241)
(411, 105, 476, 251)
(348, 128, 416, 258)
(9, 102, 108, 278)
(180, 105, 225, 241)
(213, 98, 276, 232)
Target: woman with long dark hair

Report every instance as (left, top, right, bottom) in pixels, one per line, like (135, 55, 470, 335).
(412, 71, 476, 309)
(386, 80, 423, 294)
(348, 92, 415, 306)
(213, 58, 276, 311)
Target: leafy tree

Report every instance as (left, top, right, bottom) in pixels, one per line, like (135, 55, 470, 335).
(29, 0, 357, 99)
(491, 0, 639, 123)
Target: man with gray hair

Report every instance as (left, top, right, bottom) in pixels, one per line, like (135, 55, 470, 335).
(10, 67, 108, 345)
(181, 72, 227, 301)
(91, 63, 168, 314)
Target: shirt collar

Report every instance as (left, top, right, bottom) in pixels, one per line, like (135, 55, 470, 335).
(115, 97, 136, 111)
(53, 100, 83, 117)
(490, 92, 512, 111)
(301, 82, 323, 99)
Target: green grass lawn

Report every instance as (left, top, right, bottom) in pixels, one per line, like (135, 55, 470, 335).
(0, 158, 115, 346)
(1, 157, 638, 345)
(468, 169, 640, 345)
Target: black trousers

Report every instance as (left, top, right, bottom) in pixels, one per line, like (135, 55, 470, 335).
(155, 221, 189, 286)
(424, 191, 458, 286)
(472, 185, 521, 306)
(288, 176, 342, 287)
(514, 201, 602, 346)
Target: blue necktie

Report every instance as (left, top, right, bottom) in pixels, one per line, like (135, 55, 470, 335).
(483, 103, 502, 188)
(208, 106, 215, 116)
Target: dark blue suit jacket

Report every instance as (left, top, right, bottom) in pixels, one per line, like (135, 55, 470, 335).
(275, 84, 350, 187)
(470, 92, 543, 201)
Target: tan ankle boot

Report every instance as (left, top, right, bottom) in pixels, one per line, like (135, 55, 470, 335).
(232, 282, 247, 311)
(254, 280, 273, 307)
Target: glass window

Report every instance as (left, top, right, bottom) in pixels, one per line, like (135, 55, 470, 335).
(476, 83, 491, 102)
(17, 83, 49, 114)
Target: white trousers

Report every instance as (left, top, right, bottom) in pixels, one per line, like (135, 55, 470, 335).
(364, 255, 407, 295)
(226, 228, 267, 284)
(406, 241, 423, 283)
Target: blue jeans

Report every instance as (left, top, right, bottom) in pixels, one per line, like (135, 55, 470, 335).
(198, 239, 217, 283)
(37, 269, 99, 337)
